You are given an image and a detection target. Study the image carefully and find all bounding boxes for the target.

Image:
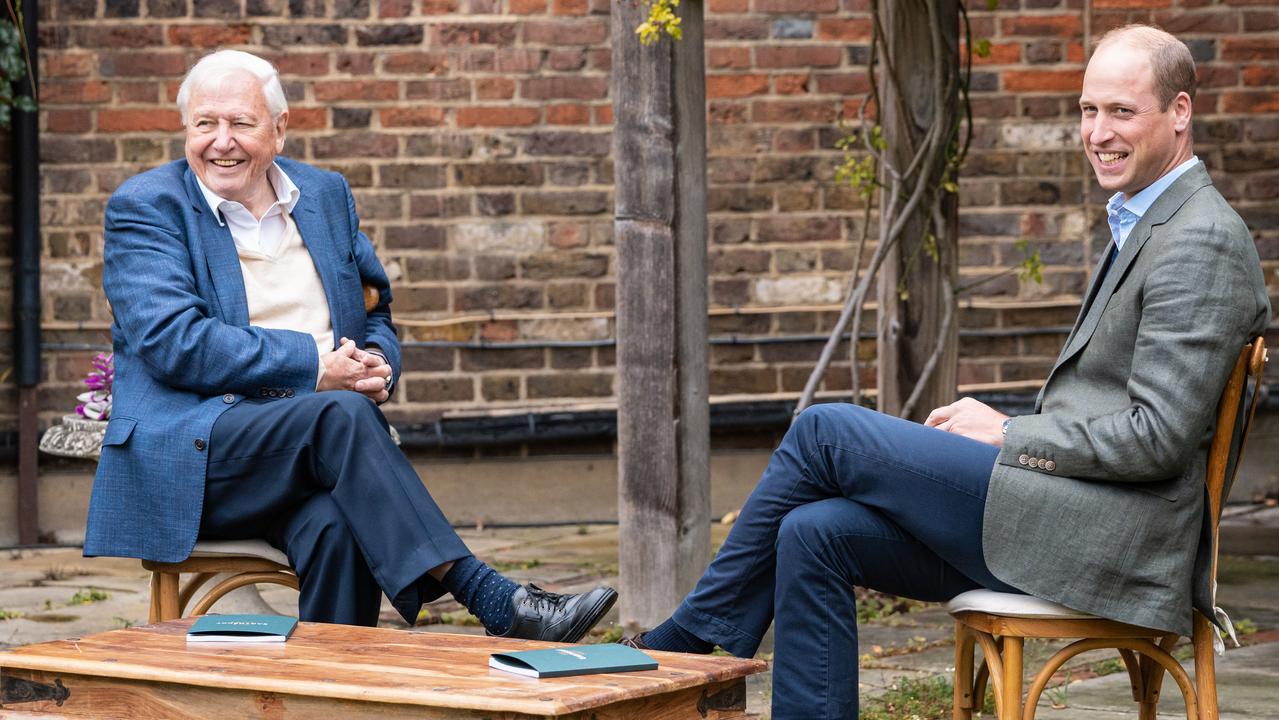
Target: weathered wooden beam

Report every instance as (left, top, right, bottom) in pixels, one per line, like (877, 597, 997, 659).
(671, 0, 711, 609)
(612, 0, 711, 629)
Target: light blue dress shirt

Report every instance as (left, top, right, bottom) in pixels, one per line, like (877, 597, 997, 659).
(1105, 156, 1199, 251)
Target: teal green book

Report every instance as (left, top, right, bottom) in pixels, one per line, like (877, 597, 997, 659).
(489, 643, 658, 678)
(186, 614, 298, 643)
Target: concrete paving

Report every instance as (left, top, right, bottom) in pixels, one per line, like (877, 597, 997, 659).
(2, 526, 1277, 718)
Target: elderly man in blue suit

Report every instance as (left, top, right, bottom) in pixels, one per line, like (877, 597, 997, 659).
(84, 50, 615, 641)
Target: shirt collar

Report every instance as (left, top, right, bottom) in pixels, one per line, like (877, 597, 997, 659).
(1106, 156, 1200, 224)
(194, 162, 301, 226)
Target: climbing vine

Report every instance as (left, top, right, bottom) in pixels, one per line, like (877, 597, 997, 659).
(636, 0, 682, 45)
(630, 0, 1042, 417)
(795, 0, 1042, 417)
(0, 0, 36, 129)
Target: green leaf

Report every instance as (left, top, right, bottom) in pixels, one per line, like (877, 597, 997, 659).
(0, 17, 34, 129)
(1018, 249, 1044, 285)
(923, 233, 939, 262)
(974, 38, 992, 59)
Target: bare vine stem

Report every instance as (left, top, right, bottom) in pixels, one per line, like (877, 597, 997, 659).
(795, 0, 973, 417)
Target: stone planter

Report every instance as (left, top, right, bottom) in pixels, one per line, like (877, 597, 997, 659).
(38, 414, 108, 459)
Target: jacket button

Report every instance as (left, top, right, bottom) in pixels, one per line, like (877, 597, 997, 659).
(259, 387, 268, 397)
(1045, 460, 1056, 471)
(1018, 454, 1029, 465)
(194, 438, 206, 451)
(222, 393, 235, 404)
(1027, 456, 1038, 467)
(1036, 458, 1048, 469)
(285, 389, 295, 398)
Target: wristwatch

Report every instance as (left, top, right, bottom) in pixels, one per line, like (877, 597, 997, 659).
(1001, 418, 1012, 437)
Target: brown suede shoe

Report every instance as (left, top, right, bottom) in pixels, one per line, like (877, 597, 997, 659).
(619, 632, 652, 650)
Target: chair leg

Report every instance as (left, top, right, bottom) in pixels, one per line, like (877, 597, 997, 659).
(975, 658, 991, 712)
(1135, 635, 1178, 720)
(1137, 653, 1161, 720)
(1193, 614, 1219, 720)
(954, 623, 977, 720)
(148, 572, 163, 624)
(149, 570, 181, 623)
(1001, 635, 1023, 720)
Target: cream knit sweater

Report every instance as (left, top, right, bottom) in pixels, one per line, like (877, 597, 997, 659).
(236, 212, 334, 359)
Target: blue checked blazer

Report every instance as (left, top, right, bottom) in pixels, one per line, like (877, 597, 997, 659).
(84, 157, 400, 563)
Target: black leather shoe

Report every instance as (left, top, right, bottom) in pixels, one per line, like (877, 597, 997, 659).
(496, 583, 618, 643)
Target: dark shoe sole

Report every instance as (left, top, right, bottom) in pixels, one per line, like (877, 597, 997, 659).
(559, 587, 618, 644)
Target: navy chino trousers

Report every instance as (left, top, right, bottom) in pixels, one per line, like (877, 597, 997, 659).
(673, 403, 1020, 719)
(199, 391, 471, 626)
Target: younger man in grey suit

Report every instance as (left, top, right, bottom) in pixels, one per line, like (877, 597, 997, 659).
(623, 25, 1272, 720)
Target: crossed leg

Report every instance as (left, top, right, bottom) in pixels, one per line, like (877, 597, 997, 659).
(666, 403, 1019, 718)
(200, 391, 470, 625)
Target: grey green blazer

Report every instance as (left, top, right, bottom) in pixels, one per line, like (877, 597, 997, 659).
(984, 162, 1271, 636)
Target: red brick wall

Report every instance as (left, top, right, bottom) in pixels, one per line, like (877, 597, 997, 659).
(9, 0, 1278, 431)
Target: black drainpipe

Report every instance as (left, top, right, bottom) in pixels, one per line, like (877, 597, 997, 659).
(13, 1, 40, 545)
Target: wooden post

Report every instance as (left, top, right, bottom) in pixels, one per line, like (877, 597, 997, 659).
(611, 0, 711, 629)
(875, 0, 960, 421)
(13, 2, 41, 546)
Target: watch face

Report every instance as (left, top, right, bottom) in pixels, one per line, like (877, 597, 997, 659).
(1001, 419, 1012, 435)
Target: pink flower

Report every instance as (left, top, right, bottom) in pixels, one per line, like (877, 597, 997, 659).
(76, 352, 113, 421)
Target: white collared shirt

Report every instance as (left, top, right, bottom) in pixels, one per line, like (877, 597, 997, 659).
(194, 162, 301, 257)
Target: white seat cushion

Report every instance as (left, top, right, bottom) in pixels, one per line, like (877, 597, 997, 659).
(190, 539, 291, 567)
(946, 589, 1095, 619)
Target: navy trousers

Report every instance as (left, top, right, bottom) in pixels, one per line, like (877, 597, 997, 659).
(672, 403, 1020, 719)
(200, 391, 471, 626)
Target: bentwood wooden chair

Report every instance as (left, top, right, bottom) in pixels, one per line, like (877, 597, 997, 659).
(948, 337, 1267, 720)
(142, 541, 298, 622)
(141, 284, 386, 623)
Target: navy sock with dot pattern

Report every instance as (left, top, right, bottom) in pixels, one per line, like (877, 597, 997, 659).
(640, 617, 714, 654)
(440, 555, 519, 635)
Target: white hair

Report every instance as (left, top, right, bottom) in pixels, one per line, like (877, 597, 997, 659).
(176, 50, 288, 124)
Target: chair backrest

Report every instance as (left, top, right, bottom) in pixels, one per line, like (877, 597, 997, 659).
(1205, 337, 1268, 582)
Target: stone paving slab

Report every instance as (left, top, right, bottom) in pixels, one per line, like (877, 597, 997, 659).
(1033, 641, 1279, 719)
(4, 535, 1279, 719)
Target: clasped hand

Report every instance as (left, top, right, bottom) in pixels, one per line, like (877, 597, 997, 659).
(924, 397, 1008, 447)
(318, 337, 392, 403)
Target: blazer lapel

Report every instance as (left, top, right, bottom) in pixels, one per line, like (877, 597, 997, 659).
(1035, 162, 1214, 411)
(290, 190, 346, 350)
(1058, 227, 1148, 361)
(1061, 240, 1117, 351)
(185, 168, 250, 326)
(1035, 241, 1118, 411)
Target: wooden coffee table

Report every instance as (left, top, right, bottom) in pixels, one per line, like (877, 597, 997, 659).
(0, 619, 767, 719)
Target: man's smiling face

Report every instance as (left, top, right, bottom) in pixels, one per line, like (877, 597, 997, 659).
(1079, 40, 1191, 199)
(184, 71, 287, 217)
